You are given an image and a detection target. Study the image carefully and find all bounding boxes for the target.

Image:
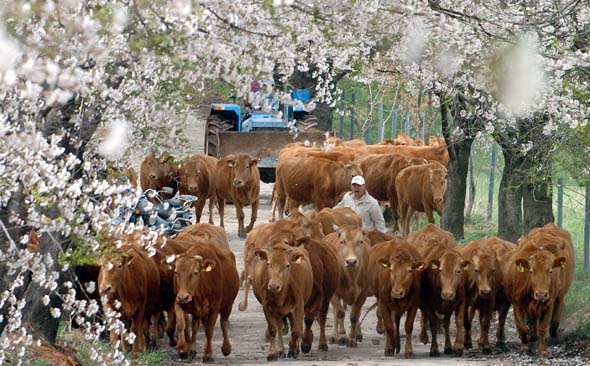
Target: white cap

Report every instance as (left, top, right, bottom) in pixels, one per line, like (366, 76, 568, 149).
(351, 176, 365, 186)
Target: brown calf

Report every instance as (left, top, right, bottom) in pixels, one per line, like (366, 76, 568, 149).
(177, 154, 218, 224)
(140, 152, 178, 200)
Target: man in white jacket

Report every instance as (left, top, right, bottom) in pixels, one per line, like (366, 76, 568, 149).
(334, 175, 387, 233)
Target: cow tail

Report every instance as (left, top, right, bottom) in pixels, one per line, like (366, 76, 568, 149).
(359, 301, 379, 326)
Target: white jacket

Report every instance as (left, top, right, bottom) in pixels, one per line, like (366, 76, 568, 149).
(334, 191, 387, 233)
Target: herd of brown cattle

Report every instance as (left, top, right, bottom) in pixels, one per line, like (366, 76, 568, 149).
(90, 134, 574, 362)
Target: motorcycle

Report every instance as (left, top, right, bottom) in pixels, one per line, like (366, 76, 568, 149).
(111, 187, 197, 235)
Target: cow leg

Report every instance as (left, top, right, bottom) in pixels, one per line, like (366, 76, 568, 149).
(148, 314, 159, 349)
(404, 305, 419, 359)
(376, 305, 385, 334)
(301, 312, 314, 354)
(329, 295, 346, 345)
(443, 313, 453, 355)
(288, 301, 305, 358)
(424, 206, 436, 225)
(175, 305, 190, 359)
(246, 198, 259, 234)
(398, 199, 408, 236)
(195, 197, 207, 224)
(220, 305, 232, 357)
(347, 297, 365, 347)
(190, 316, 200, 358)
(166, 307, 177, 347)
(419, 311, 429, 344)
(513, 304, 529, 353)
(538, 307, 552, 356)
(238, 272, 250, 311)
(130, 310, 146, 357)
(496, 301, 510, 348)
(263, 309, 279, 361)
(217, 197, 225, 227)
(317, 295, 331, 351)
(550, 296, 563, 339)
(207, 196, 216, 225)
(428, 312, 440, 357)
(464, 304, 475, 349)
(453, 302, 466, 356)
(479, 302, 492, 354)
(393, 310, 402, 355)
(380, 304, 395, 356)
(202, 311, 219, 363)
(235, 203, 246, 238)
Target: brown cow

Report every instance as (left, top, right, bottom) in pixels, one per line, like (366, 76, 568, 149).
(287, 210, 324, 240)
(173, 240, 239, 362)
(253, 243, 313, 360)
(355, 153, 428, 232)
(177, 154, 218, 224)
(311, 207, 362, 235)
(408, 224, 469, 357)
(275, 157, 363, 219)
(520, 223, 574, 340)
(356, 144, 449, 167)
(140, 152, 178, 200)
(396, 162, 448, 236)
(323, 225, 370, 347)
(175, 223, 229, 250)
(365, 230, 395, 246)
(98, 244, 161, 356)
(501, 241, 567, 356)
(459, 241, 502, 354)
(369, 237, 425, 358)
(214, 153, 260, 238)
(481, 236, 517, 348)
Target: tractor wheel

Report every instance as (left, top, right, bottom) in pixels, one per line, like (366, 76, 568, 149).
(205, 115, 233, 158)
(297, 115, 320, 132)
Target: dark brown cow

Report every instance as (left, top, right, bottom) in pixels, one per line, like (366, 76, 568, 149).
(177, 154, 218, 224)
(459, 240, 502, 354)
(369, 237, 425, 358)
(408, 224, 469, 357)
(396, 162, 448, 236)
(311, 207, 362, 235)
(521, 223, 575, 340)
(275, 157, 363, 219)
(140, 152, 178, 200)
(323, 225, 370, 347)
(98, 244, 161, 356)
(481, 236, 517, 348)
(214, 153, 260, 238)
(173, 240, 239, 362)
(355, 153, 427, 232)
(253, 243, 313, 360)
(501, 241, 567, 356)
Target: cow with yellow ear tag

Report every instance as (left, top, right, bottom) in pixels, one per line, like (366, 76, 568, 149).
(172, 239, 239, 363)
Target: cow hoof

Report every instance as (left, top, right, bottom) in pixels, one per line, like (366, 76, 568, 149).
(444, 347, 454, 355)
(267, 354, 278, 361)
(419, 333, 429, 345)
(202, 356, 214, 363)
(384, 348, 394, 357)
(238, 302, 247, 311)
(287, 350, 297, 359)
(318, 343, 328, 352)
(178, 352, 188, 360)
(278, 351, 286, 359)
(222, 343, 232, 356)
(190, 351, 197, 359)
(496, 341, 506, 350)
(301, 342, 311, 354)
(430, 349, 440, 357)
(481, 346, 492, 355)
(454, 348, 464, 357)
(550, 327, 559, 339)
(238, 233, 246, 239)
(465, 341, 473, 349)
(337, 337, 348, 346)
(329, 336, 337, 344)
(404, 351, 415, 359)
(355, 334, 363, 343)
(347, 339, 358, 348)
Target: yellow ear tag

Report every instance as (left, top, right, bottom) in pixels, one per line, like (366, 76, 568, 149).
(516, 264, 524, 273)
(560, 261, 566, 268)
(294, 256, 303, 264)
(204, 264, 213, 272)
(417, 263, 425, 270)
(381, 262, 389, 268)
(463, 264, 470, 271)
(431, 263, 438, 270)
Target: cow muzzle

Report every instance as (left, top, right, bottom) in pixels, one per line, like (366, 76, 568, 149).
(176, 292, 192, 304)
(534, 291, 549, 302)
(478, 287, 492, 298)
(99, 284, 113, 295)
(233, 179, 244, 188)
(391, 288, 407, 299)
(189, 185, 199, 192)
(267, 282, 282, 293)
(345, 257, 358, 268)
(441, 291, 456, 301)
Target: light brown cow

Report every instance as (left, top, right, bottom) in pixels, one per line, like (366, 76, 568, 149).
(480, 236, 517, 348)
(365, 230, 395, 246)
(311, 207, 362, 235)
(177, 154, 218, 224)
(214, 153, 260, 238)
(140, 152, 178, 200)
(173, 240, 239, 362)
(356, 144, 449, 167)
(253, 243, 313, 360)
(519, 223, 574, 341)
(369, 237, 425, 358)
(275, 157, 363, 219)
(501, 241, 567, 356)
(408, 224, 469, 357)
(355, 153, 428, 232)
(287, 210, 324, 240)
(175, 223, 229, 250)
(98, 244, 161, 357)
(396, 162, 448, 236)
(323, 225, 370, 347)
(459, 240, 502, 354)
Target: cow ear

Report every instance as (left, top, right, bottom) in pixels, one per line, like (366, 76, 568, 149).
(378, 258, 391, 269)
(515, 258, 529, 272)
(405, 157, 412, 165)
(413, 262, 426, 271)
(250, 159, 258, 167)
(461, 260, 470, 271)
(429, 259, 441, 270)
(227, 159, 235, 168)
(254, 249, 268, 261)
(334, 224, 341, 234)
(291, 253, 305, 264)
(295, 236, 310, 247)
(553, 256, 566, 269)
(201, 259, 216, 272)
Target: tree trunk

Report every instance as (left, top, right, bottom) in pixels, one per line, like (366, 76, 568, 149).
(466, 146, 476, 219)
(522, 155, 554, 233)
(441, 138, 473, 240)
(497, 149, 524, 243)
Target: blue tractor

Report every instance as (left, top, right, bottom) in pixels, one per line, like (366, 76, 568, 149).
(204, 89, 325, 182)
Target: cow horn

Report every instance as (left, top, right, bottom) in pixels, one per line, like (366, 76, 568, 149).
(193, 255, 203, 261)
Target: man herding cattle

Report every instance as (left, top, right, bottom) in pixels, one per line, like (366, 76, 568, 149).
(335, 175, 387, 233)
